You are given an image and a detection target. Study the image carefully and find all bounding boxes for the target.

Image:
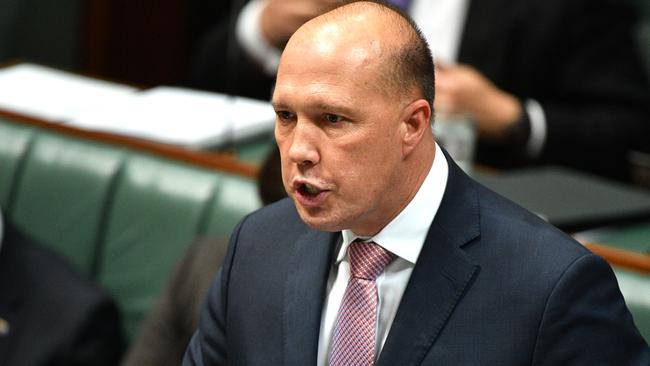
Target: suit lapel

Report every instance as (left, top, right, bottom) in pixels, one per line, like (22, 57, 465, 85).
(377, 156, 481, 366)
(283, 229, 338, 366)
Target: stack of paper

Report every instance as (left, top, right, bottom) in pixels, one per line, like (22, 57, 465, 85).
(0, 63, 137, 121)
(69, 86, 275, 148)
(0, 63, 276, 148)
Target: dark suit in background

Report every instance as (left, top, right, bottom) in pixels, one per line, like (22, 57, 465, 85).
(184, 155, 650, 365)
(188, 0, 650, 181)
(0, 220, 124, 366)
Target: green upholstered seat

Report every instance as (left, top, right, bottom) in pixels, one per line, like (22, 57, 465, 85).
(581, 223, 650, 254)
(0, 119, 35, 209)
(231, 134, 276, 165)
(9, 131, 125, 274)
(204, 173, 262, 236)
(96, 154, 223, 341)
(613, 267, 650, 342)
(2, 116, 262, 344)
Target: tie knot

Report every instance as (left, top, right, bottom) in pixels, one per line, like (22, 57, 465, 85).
(348, 241, 395, 281)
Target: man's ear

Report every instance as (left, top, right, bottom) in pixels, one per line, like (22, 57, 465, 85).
(401, 99, 432, 157)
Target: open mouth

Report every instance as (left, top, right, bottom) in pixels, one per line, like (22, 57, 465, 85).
(298, 182, 324, 197)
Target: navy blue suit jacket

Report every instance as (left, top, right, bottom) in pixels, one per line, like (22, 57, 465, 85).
(184, 156, 650, 365)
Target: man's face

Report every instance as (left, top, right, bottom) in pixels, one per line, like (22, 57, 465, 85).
(273, 35, 408, 235)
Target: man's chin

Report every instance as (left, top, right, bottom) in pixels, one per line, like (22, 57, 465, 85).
(294, 204, 343, 233)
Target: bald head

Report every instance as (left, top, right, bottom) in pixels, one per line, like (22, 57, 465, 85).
(281, 0, 435, 110)
(273, 1, 436, 235)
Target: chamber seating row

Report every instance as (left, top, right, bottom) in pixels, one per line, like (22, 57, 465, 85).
(614, 267, 650, 341)
(0, 116, 261, 342)
(3, 114, 650, 344)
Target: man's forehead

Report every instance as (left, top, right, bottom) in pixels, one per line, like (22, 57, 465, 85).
(285, 5, 390, 63)
(280, 23, 387, 87)
(272, 76, 358, 107)
(274, 58, 385, 104)
(281, 45, 382, 76)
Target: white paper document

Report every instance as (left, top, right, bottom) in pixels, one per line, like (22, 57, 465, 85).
(0, 64, 275, 147)
(68, 86, 275, 147)
(0, 63, 137, 121)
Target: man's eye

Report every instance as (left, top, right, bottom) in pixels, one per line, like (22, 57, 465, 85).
(324, 114, 343, 123)
(276, 111, 294, 121)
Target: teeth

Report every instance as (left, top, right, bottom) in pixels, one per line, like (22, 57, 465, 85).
(304, 183, 321, 195)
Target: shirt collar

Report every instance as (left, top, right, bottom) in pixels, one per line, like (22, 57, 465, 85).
(339, 143, 448, 264)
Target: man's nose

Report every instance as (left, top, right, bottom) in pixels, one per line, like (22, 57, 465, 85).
(287, 120, 320, 167)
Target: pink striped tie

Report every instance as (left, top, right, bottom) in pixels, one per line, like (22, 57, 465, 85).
(329, 241, 396, 366)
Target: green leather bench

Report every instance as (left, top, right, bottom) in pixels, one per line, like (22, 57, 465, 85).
(614, 267, 650, 342)
(0, 120, 34, 208)
(0, 116, 261, 341)
(581, 222, 650, 342)
(3, 115, 650, 344)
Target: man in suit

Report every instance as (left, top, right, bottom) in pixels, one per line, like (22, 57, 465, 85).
(189, 0, 650, 182)
(0, 207, 124, 366)
(184, 2, 649, 365)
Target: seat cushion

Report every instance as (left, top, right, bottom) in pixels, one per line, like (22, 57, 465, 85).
(97, 154, 222, 341)
(613, 266, 650, 342)
(203, 173, 261, 236)
(10, 131, 125, 274)
(0, 119, 35, 208)
(581, 223, 650, 254)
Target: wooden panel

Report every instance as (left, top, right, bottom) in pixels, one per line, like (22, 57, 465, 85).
(0, 108, 258, 178)
(81, 0, 190, 86)
(585, 242, 650, 274)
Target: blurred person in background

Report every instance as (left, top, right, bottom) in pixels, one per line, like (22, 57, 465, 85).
(189, 0, 650, 182)
(0, 206, 124, 366)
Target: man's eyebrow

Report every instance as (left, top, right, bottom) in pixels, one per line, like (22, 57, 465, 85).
(271, 98, 357, 116)
(271, 100, 288, 110)
(312, 102, 356, 116)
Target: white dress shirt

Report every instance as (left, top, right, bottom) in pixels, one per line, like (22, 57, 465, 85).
(235, 0, 547, 157)
(235, 0, 282, 75)
(316, 142, 449, 366)
(410, 0, 470, 64)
